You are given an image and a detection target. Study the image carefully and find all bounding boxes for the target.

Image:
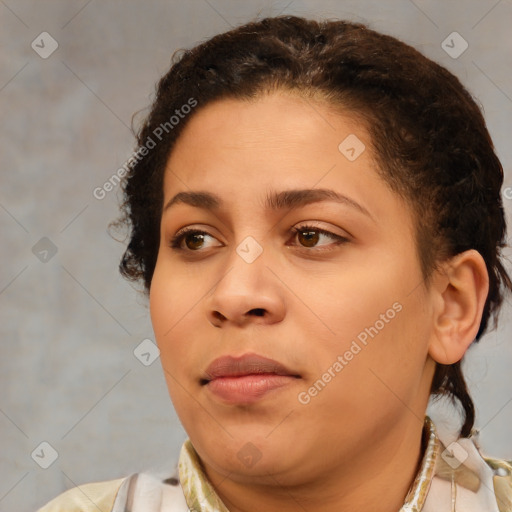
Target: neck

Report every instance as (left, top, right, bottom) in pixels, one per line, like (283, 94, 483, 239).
(203, 416, 427, 512)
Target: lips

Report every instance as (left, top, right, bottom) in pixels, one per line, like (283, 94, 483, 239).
(201, 353, 301, 404)
(201, 353, 300, 383)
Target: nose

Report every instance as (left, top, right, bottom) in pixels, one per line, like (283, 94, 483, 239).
(204, 247, 286, 328)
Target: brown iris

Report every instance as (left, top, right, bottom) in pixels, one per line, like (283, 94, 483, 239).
(185, 233, 206, 250)
(298, 229, 319, 248)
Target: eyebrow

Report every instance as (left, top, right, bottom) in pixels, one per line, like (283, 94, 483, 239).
(163, 188, 373, 219)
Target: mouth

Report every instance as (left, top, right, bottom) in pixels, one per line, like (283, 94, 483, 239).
(200, 353, 301, 404)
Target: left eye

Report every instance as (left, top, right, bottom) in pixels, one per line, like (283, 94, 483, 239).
(169, 225, 349, 252)
(290, 224, 349, 249)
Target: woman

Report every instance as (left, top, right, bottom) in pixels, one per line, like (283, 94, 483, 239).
(39, 14, 512, 512)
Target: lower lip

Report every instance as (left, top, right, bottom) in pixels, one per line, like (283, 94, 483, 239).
(205, 374, 297, 404)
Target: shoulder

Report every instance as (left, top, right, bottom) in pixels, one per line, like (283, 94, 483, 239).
(37, 477, 126, 512)
(484, 455, 512, 511)
(37, 472, 190, 512)
(113, 472, 190, 511)
(427, 434, 512, 512)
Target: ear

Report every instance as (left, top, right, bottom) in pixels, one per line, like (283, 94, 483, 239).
(428, 249, 489, 365)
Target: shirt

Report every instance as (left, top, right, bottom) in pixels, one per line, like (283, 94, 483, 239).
(37, 416, 512, 511)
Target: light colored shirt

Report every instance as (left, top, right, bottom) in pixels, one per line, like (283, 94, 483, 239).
(38, 417, 512, 511)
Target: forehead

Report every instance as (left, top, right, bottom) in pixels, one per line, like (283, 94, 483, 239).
(162, 92, 413, 229)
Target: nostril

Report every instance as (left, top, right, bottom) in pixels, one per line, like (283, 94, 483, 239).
(250, 308, 265, 317)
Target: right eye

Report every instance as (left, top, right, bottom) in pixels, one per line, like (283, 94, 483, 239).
(169, 228, 222, 252)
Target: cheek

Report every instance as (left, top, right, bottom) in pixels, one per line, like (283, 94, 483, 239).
(348, 287, 431, 409)
(149, 264, 172, 340)
(149, 263, 189, 367)
(149, 271, 194, 415)
(150, 257, 199, 334)
(311, 250, 430, 389)
(312, 256, 406, 343)
(149, 259, 214, 391)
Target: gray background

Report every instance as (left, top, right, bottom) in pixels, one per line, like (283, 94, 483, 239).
(1, 1, 511, 510)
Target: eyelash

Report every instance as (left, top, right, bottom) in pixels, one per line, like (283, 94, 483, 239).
(168, 224, 349, 253)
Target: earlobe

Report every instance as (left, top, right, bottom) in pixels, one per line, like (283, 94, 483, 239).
(428, 249, 489, 365)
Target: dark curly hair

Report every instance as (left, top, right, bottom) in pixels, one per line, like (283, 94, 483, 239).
(116, 15, 511, 438)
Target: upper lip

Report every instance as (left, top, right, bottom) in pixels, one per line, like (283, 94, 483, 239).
(201, 353, 300, 384)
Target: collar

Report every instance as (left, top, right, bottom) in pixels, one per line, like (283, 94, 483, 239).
(400, 416, 440, 511)
(177, 416, 507, 512)
(178, 439, 230, 512)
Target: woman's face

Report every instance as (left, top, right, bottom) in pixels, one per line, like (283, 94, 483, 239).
(150, 92, 437, 485)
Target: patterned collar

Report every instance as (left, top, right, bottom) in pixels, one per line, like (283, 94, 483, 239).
(400, 416, 440, 511)
(178, 416, 440, 511)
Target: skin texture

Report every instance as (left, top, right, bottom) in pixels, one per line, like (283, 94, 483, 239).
(149, 92, 489, 512)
